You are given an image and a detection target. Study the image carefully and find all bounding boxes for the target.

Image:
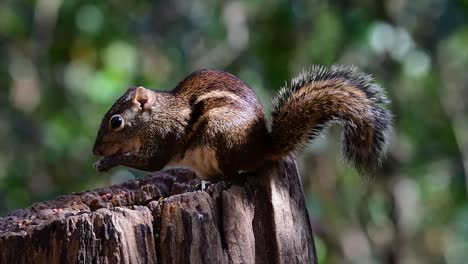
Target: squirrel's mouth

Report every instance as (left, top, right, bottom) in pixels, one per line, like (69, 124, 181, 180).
(106, 148, 135, 157)
(93, 140, 141, 157)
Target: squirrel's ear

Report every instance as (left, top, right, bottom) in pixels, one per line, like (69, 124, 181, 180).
(132, 86, 155, 110)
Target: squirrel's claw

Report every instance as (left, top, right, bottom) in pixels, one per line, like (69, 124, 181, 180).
(190, 180, 211, 192)
(94, 157, 116, 172)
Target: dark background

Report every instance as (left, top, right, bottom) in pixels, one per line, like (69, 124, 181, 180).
(1, 0, 468, 263)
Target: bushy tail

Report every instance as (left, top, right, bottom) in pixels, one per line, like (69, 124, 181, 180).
(270, 65, 392, 173)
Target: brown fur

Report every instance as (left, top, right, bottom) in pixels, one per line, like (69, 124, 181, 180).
(271, 79, 374, 157)
(93, 66, 392, 179)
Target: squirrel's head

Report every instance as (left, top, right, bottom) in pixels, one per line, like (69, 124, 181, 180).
(92, 86, 191, 171)
(92, 87, 158, 157)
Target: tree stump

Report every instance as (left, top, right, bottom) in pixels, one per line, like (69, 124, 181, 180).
(0, 158, 317, 264)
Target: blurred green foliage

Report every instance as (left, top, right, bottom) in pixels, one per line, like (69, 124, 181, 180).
(1, 0, 468, 263)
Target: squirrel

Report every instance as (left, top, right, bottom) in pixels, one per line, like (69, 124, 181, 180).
(93, 66, 392, 180)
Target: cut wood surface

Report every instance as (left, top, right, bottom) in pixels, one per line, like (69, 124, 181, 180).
(0, 158, 316, 264)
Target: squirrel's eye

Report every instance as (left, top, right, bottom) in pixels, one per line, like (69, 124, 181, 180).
(109, 115, 124, 130)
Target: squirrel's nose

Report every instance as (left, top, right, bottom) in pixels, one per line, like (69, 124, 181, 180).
(93, 147, 103, 156)
(93, 137, 104, 155)
(93, 143, 104, 156)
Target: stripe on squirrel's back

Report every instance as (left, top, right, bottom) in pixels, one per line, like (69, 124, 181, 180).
(172, 69, 261, 103)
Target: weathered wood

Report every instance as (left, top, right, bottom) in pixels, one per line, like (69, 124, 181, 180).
(0, 158, 316, 264)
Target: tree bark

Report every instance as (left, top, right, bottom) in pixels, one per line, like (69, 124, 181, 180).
(0, 158, 317, 264)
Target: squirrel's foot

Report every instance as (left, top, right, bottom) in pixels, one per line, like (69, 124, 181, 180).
(191, 180, 211, 192)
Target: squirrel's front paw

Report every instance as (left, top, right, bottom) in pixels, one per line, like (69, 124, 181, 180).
(94, 157, 116, 172)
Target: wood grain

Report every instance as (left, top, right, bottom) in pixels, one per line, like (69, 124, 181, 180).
(0, 158, 316, 264)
